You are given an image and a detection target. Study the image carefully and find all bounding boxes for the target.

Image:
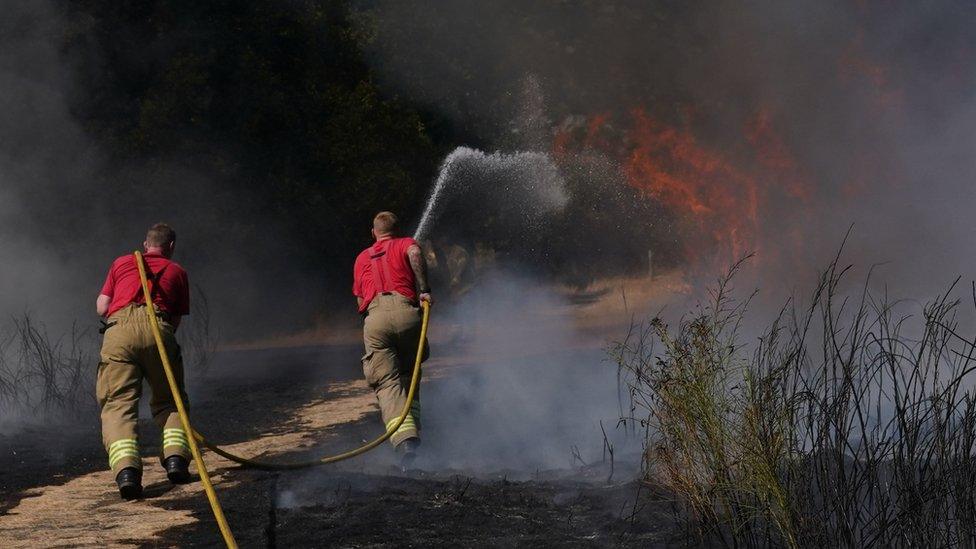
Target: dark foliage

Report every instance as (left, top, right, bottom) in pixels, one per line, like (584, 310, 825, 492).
(58, 0, 442, 283)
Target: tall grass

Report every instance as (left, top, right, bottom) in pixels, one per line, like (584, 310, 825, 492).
(611, 255, 976, 547)
(0, 315, 96, 419)
(0, 285, 219, 422)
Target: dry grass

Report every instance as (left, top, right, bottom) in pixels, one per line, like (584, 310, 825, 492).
(0, 315, 96, 418)
(611, 253, 976, 547)
(0, 285, 219, 421)
(182, 283, 219, 379)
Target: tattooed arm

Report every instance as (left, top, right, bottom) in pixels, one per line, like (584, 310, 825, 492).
(407, 244, 432, 304)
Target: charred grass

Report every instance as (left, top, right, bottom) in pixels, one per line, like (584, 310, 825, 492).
(611, 254, 976, 547)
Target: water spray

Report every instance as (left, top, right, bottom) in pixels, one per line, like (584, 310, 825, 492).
(413, 146, 569, 242)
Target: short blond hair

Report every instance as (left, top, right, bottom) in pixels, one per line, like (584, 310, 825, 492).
(146, 223, 176, 247)
(373, 211, 399, 235)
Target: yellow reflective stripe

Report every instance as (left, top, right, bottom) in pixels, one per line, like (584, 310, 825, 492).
(109, 444, 139, 457)
(163, 439, 190, 446)
(108, 439, 138, 451)
(109, 448, 140, 460)
(386, 417, 416, 427)
(109, 449, 141, 468)
(386, 417, 417, 432)
(387, 417, 417, 436)
(163, 429, 189, 445)
(109, 448, 141, 463)
(107, 439, 140, 468)
(163, 440, 190, 449)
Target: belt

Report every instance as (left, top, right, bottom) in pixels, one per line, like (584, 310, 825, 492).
(101, 307, 170, 333)
(362, 292, 397, 318)
(135, 303, 171, 322)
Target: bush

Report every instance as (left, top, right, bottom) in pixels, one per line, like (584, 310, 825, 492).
(611, 256, 976, 547)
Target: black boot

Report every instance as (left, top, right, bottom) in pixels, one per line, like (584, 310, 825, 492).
(164, 455, 191, 484)
(116, 467, 143, 500)
(397, 438, 421, 470)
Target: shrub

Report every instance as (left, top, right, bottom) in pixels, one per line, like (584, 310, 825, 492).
(611, 256, 976, 547)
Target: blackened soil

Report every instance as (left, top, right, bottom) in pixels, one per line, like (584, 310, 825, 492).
(1, 343, 690, 547)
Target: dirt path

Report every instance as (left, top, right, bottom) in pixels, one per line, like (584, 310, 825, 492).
(0, 339, 682, 547)
(0, 375, 376, 548)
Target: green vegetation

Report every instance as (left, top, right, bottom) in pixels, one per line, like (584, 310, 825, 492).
(612, 256, 976, 547)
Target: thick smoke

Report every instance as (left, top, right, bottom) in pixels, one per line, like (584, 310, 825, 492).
(3, 0, 974, 473)
(0, 2, 348, 343)
(358, 0, 976, 301)
(334, 0, 976, 475)
(419, 271, 635, 472)
(0, 1, 98, 325)
(0, 2, 326, 430)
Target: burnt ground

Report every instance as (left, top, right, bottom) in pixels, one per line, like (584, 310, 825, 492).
(0, 341, 692, 548)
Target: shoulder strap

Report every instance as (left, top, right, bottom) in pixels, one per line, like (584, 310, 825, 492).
(133, 256, 170, 304)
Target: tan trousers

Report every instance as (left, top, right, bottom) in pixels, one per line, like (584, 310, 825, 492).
(362, 293, 428, 447)
(95, 304, 191, 473)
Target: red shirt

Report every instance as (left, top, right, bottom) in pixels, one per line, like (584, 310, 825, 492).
(353, 237, 419, 312)
(100, 253, 190, 318)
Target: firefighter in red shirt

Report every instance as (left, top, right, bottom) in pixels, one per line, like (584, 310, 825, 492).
(95, 223, 191, 499)
(353, 211, 432, 467)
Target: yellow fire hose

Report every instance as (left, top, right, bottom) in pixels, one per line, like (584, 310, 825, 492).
(135, 251, 430, 547)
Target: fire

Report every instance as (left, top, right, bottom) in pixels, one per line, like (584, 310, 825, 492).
(554, 107, 813, 268)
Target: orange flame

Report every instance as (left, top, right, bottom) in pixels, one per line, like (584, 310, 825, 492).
(554, 107, 814, 269)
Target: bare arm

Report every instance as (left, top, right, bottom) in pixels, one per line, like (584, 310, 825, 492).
(407, 244, 432, 303)
(96, 294, 111, 317)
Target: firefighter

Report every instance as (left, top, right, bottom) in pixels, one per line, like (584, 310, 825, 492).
(95, 223, 192, 500)
(352, 211, 432, 467)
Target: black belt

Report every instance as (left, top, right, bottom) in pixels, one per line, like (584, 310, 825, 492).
(362, 292, 396, 318)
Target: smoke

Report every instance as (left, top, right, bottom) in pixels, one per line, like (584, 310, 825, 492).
(358, 0, 976, 302)
(0, 0, 97, 324)
(418, 271, 634, 472)
(0, 1, 323, 431)
(0, 1, 346, 342)
(2, 0, 973, 474)
(333, 0, 976, 475)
